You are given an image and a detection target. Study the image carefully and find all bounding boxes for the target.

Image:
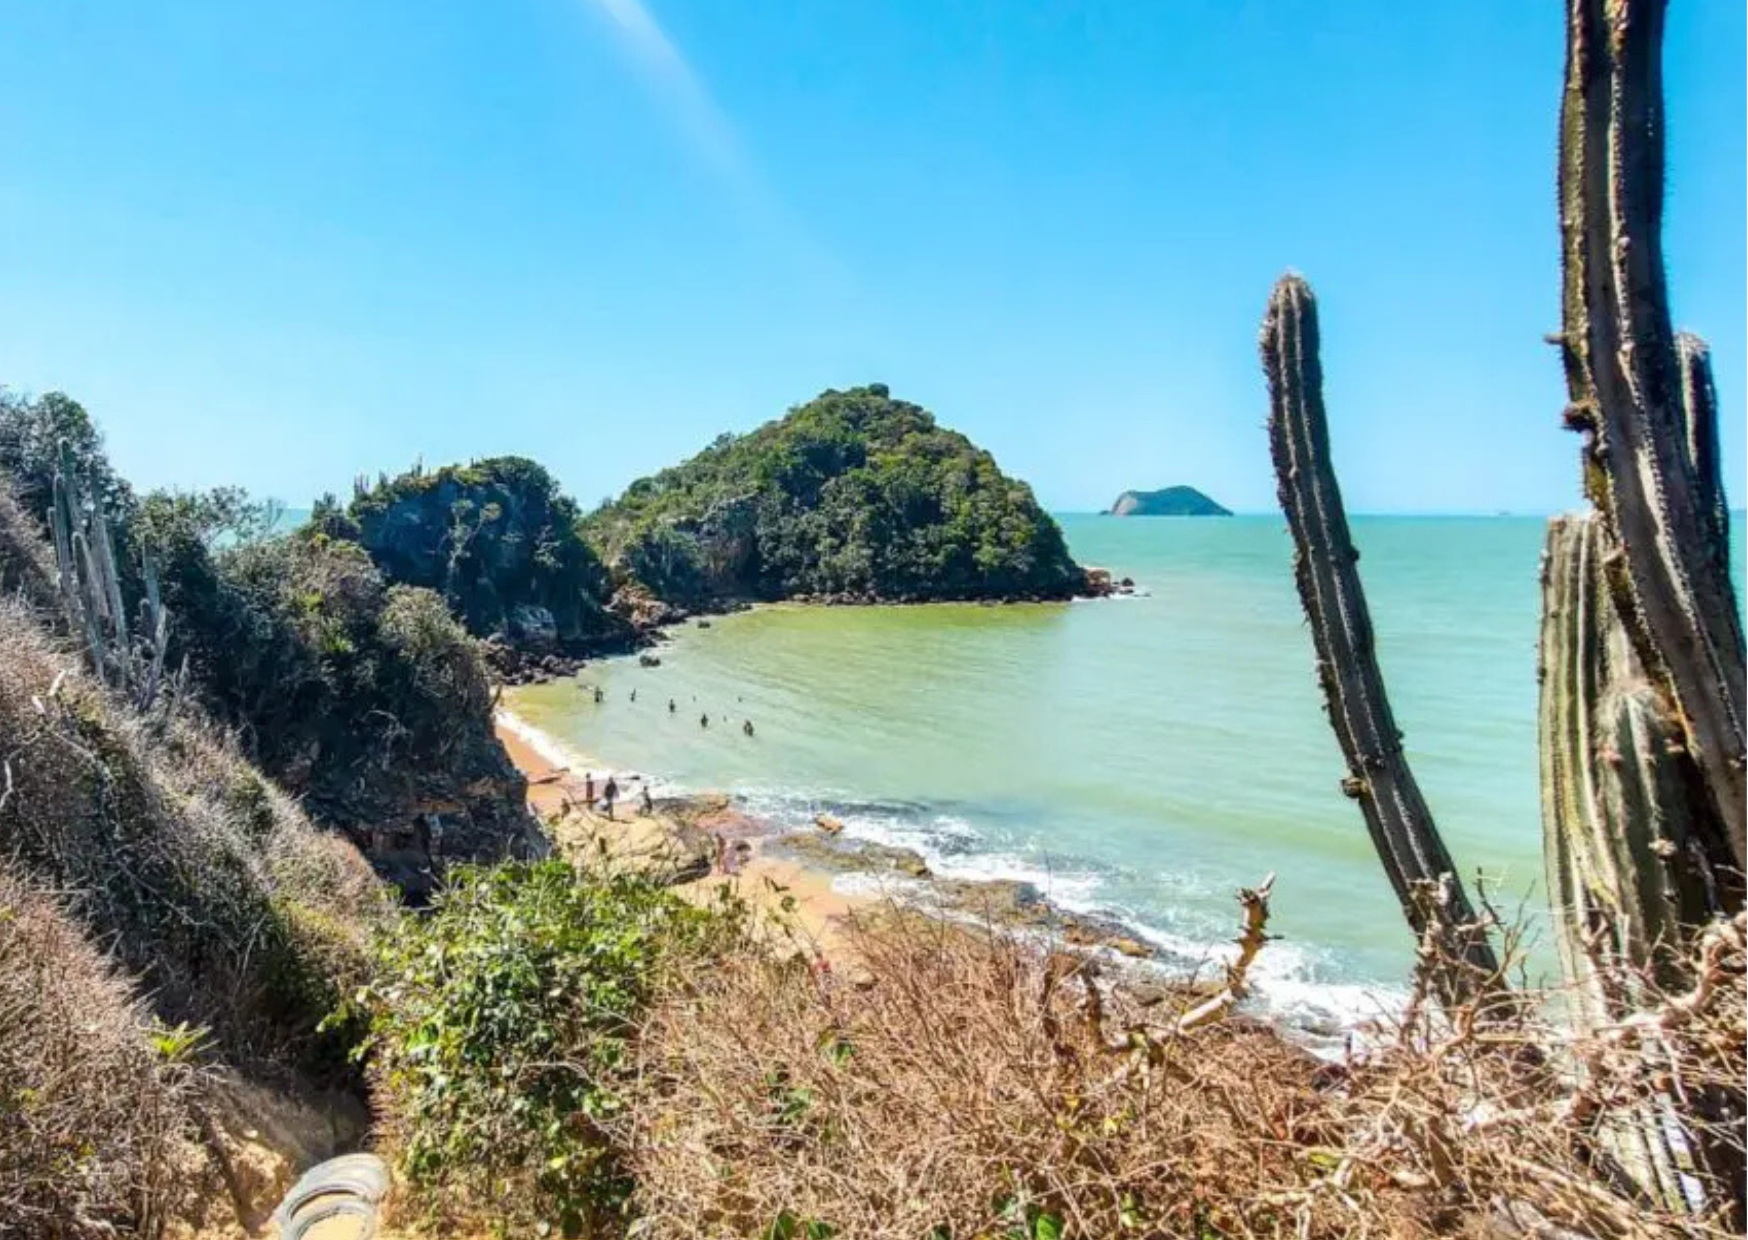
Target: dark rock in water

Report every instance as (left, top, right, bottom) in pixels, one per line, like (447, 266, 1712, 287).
(697, 619, 712, 628)
(638, 652, 662, 667)
(773, 831, 931, 879)
(610, 583, 689, 632)
(933, 878, 1049, 926)
(1106, 486, 1232, 517)
(509, 603, 559, 653)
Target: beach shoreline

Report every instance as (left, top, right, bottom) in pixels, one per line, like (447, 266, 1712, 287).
(495, 704, 1210, 979)
(492, 696, 1409, 1055)
(495, 706, 880, 966)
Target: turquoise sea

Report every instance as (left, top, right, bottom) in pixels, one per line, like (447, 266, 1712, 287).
(507, 513, 1747, 1032)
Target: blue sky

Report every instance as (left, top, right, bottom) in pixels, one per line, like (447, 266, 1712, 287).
(1, 1, 1742, 515)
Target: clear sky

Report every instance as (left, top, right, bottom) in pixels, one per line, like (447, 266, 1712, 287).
(1, 1, 1742, 515)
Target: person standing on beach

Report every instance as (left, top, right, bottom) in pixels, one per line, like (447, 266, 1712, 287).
(640, 784, 654, 815)
(602, 776, 619, 820)
(584, 773, 595, 804)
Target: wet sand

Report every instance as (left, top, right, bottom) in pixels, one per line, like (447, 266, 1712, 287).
(496, 711, 872, 966)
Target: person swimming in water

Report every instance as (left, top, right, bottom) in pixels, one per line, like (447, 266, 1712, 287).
(742, 719, 755, 737)
(699, 713, 709, 728)
(668, 698, 676, 714)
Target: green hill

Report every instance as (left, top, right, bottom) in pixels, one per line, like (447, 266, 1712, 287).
(583, 385, 1085, 605)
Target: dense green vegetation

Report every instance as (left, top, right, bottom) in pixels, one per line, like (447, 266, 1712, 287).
(584, 385, 1084, 605)
(0, 391, 529, 864)
(348, 457, 626, 649)
(357, 861, 738, 1234)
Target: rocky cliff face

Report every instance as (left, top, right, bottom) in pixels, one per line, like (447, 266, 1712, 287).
(349, 457, 632, 652)
(1107, 486, 1232, 517)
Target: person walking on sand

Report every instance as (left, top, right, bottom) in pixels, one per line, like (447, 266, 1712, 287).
(602, 776, 619, 820)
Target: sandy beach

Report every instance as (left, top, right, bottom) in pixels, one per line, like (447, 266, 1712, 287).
(495, 709, 873, 966)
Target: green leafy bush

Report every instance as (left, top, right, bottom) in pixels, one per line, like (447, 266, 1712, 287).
(357, 861, 738, 1234)
(584, 386, 1083, 605)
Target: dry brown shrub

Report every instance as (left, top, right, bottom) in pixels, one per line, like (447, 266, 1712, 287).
(0, 593, 389, 1070)
(0, 867, 197, 1240)
(619, 902, 1745, 1240)
(0, 476, 57, 608)
(618, 908, 1360, 1239)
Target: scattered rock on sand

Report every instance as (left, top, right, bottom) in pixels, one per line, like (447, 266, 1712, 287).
(814, 814, 844, 835)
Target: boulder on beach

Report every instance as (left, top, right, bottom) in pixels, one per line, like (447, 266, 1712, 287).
(814, 814, 844, 835)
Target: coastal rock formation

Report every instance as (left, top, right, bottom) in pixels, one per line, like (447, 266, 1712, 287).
(348, 456, 632, 653)
(1106, 486, 1231, 517)
(583, 385, 1086, 606)
(0, 398, 543, 887)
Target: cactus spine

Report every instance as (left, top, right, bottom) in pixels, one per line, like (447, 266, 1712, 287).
(1260, 275, 1499, 995)
(1555, 0, 1746, 863)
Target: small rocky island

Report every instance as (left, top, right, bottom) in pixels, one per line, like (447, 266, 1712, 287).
(1106, 486, 1231, 517)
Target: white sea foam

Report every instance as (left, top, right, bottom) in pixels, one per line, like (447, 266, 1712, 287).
(498, 724, 1408, 1049)
(496, 708, 684, 795)
(743, 788, 1407, 1049)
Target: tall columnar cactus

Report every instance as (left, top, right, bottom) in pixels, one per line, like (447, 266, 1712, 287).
(1260, 275, 1499, 994)
(1539, 510, 1721, 1213)
(47, 438, 170, 711)
(1555, 0, 1746, 864)
(1540, 512, 1716, 1014)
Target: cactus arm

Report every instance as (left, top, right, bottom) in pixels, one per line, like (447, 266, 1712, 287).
(1260, 274, 1499, 986)
(92, 489, 129, 651)
(1557, 0, 1746, 857)
(1674, 333, 1731, 573)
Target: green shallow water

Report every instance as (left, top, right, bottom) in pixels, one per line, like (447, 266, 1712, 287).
(508, 513, 1746, 1029)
